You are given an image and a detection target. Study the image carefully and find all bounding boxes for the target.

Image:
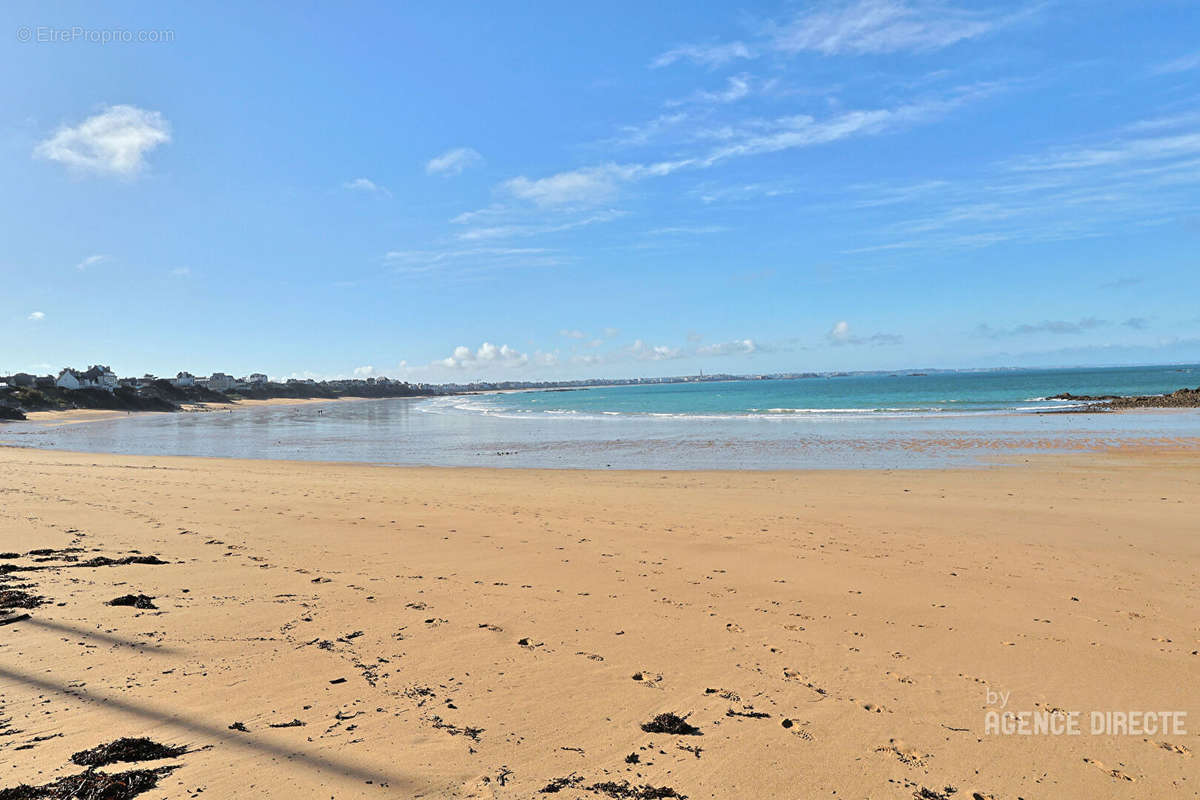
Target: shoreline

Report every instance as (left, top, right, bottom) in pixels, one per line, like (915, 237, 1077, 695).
(0, 446, 1195, 798)
(14, 395, 373, 427)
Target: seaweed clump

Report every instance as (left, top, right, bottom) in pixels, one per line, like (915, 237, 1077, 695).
(70, 737, 186, 768)
(107, 595, 157, 610)
(0, 766, 177, 799)
(639, 712, 701, 736)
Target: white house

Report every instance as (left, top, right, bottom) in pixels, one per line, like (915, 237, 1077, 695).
(248, 373, 268, 385)
(56, 368, 83, 390)
(173, 372, 196, 387)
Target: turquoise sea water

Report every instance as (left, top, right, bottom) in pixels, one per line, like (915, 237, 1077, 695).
(3, 365, 1198, 469)
(465, 364, 1200, 418)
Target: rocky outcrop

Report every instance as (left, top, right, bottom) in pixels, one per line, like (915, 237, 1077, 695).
(1051, 387, 1200, 411)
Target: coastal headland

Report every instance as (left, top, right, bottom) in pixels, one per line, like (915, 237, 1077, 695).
(1, 447, 1196, 798)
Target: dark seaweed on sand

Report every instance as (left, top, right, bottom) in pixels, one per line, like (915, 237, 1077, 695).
(586, 780, 687, 799)
(540, 774, 583, 793)
(640, 712, 701, 736)
(107, 595, 157, 610)
(0, 766, 177, 800)
(70, 737, 187, 768)
(0, 590, 44, 610)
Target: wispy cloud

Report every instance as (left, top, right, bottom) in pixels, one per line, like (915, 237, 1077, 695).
(498, 84, 1000, 214)
(973, 317, 1109, 338)
(35, 105, 170, 176)
(343, 177, 392, 197)
(385, 246, 561, 276)
(426, 147, 483, 177)
(1009, 132, 1200, 172)
(646, 225, 729, 236)
(766, 0, 1018, 56)
(841, 114, 1200, 254)
(1152, 50, 1200, 75)
(27, 311, 45, 321)
(666, 74, 753, 107)
(76, 254, 109, 271)
(652, 1, 1027, 69)
(827, 320, 902, 346)
(651, 41, 755, 69)
(456, 209, 627, 241)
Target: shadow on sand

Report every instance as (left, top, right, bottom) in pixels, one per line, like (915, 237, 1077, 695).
(15, 616, 187, 655)
(0, 663, 427, 793)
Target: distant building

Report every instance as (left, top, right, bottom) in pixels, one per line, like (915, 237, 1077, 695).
(248, 373, 268, 385)
(81, 365, 119, 391)
(55, 365, 118, 392)
(208, 372, 236, 391)
(56, 369, 83, 390)
(173, 372, 196, 387)
(11, 373, 35, 387)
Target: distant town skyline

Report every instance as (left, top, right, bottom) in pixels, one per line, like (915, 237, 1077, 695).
(4, 1, 1199, 380)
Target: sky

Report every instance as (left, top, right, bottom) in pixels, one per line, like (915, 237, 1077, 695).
(3, 1, 1199, 382)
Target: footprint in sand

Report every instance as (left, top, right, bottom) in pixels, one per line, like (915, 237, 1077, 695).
(1154, 741, 1191, 756)
(876, 738, 928, 767)
(1082, 757, 1135, 781)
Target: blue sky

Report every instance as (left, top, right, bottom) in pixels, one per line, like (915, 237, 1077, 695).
(3, 1, 1199, 381)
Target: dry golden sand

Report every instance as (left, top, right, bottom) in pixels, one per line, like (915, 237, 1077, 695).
(0, 447, 1197, 798)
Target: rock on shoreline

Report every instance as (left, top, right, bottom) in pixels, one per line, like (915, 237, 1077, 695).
(1050, 386, 1200, 411)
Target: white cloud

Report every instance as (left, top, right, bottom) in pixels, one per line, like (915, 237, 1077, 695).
(76, 254, 109, 271)
(343, 177, 392, 197)
(559, 329, 587, 339)
(696, 338, 758, 356)
(35, 105, 170, 176)
(353, 365, 377, 376)
(603, 327, 620, 338)
(651, 41, 755, 69)
(170, 266, 191, 277)
(439, 341, 530, 370)
(502, 165, 632, 207)
(426, 147, 483, 177)
(628, 339, 684, 361)
(767, 0, 1011, 56)
(827, 320, 902, 346)
(28, 311, 45, 321)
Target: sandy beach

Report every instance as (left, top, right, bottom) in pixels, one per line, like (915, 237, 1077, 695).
(1, 447, 1196, 798)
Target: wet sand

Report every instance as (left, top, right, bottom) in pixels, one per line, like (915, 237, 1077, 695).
(17, 396, 368, 426)
(0, 447, 1196, 798)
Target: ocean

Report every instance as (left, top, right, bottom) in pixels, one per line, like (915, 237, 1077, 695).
(4, 364, 1198, 469)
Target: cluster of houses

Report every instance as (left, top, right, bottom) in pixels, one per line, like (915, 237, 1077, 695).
(1, 366, 271, 393)
(2, 367, 417, 395)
